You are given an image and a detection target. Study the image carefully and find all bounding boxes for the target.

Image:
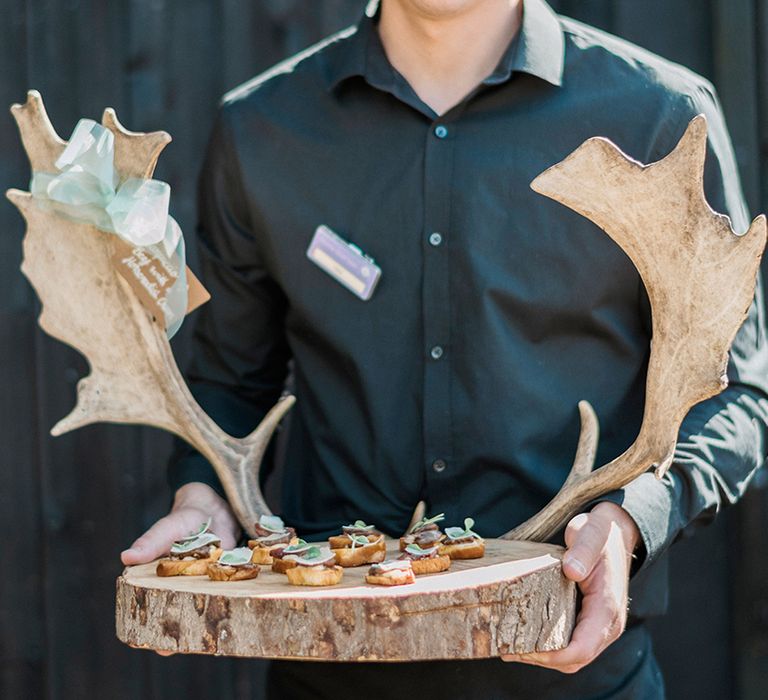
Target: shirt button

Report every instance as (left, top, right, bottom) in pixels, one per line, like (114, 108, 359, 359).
(430, 345, 444, 360)
(429, 232, 443, 246)
(432, 459, 447, 473)
(434, 124, 448, 139)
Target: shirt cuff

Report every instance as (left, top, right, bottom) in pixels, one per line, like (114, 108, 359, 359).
(591, 470, 678, 576)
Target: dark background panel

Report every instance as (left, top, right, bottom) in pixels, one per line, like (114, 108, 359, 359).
(0, 2, 45, 699)
(0, 2, 766, 699)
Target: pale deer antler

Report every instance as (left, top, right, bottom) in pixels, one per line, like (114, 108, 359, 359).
(6, 90, 294, 537)
(505, 115, 767, 542)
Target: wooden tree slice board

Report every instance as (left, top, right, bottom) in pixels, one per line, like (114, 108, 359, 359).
(116, 539, 576, 661)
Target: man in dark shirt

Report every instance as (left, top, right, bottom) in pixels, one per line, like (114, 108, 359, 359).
(122, 0, 768, 696)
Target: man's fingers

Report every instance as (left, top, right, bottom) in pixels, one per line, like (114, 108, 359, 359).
(502, 619, 604, 672)
(502, 575, 622, 672)
(121, 505, 239, 566)
(121, 513, 192, 565)
(563, 583, 623, 662)
(211, 514, 238, 550)
(503, 509, 631, 673)
(562, 511, 609, 582)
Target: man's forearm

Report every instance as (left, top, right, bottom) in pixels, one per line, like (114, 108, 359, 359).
(598, 384, 768, 573)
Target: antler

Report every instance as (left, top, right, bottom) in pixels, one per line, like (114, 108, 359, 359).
(6, 91, 294, 537)
(505, 116, 767, 542)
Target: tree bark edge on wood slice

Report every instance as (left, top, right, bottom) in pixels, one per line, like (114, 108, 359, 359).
(115, 539, 577, 660)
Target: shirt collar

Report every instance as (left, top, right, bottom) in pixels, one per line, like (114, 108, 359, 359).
(487, 0, 565, 87)
(324, 1, 377, 92)
(325, 0, 565, 93)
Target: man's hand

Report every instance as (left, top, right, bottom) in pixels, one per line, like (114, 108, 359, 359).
(501, 501, 640, 673)
(120, 482, 240, 655)
(120, 482, 240, 566)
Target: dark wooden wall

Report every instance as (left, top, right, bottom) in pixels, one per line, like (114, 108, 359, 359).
(1, 2, 766, 699)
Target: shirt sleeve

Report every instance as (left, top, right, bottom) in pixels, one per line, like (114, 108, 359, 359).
(167, 103, 292, 498)
(596, 80, 768, 574)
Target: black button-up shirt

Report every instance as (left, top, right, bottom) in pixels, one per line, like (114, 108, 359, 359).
(169, 0, 768, 619)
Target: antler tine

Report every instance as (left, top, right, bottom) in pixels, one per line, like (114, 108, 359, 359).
(504, 116, 767, 543)
(102, 107, 171, 181)
(11, 89, 66, 173)
(8, 92, 294, 538)
(175, 391, 297, 528)
(406, 501, 427, 534)
(562, 401, 599, 489)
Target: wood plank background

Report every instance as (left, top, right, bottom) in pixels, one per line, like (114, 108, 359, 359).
(1, 2, 766, 698)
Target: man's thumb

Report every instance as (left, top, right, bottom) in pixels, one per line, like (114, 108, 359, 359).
(562, 511, 608, 582)
(121, 513, 187, 566)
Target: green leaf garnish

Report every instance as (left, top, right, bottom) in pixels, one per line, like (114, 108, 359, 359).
(170, 531, 220, 554)
(444, 517, 480, 541)
(409, 512, 445, 534)
(218, 547, 253, 566)
(343, 520, 376, 531)
(259, 515, 285, 532)
(291, 546, 336, 566)
(283, 539, 310, 554)
(349, 533, 370, 549)
(179, 517, 212, 542)
(405, 543, 436, 556)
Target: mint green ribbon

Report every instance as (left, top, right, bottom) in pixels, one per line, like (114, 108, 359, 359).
(30, 118, 187, 338)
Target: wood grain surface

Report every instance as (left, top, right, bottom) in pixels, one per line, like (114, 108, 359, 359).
(116, 539, 576, 661)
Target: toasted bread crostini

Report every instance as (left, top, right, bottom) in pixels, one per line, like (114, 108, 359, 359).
(329, 521, 386, 567)
(271, 539, 313, 573)
(247, 515, 297, 565)
(328, 520, 381, 549)
(284, 546, 343, 586)
(332, 535, 386, 567)
(439, 540, 485, 560)
(365, 559, 416, 586)
(207, 547, 261, 581)
(399, 513, 445, 551)
(156, 550, 222, 577)
(438, 518, 485, 560)
(156, 518, 223, 576)
(399, 543, 450, 575)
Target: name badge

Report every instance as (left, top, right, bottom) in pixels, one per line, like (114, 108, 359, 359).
(306, 225, 381, 301)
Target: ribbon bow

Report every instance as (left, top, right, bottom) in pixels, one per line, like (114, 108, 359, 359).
(30, 118, 188, 338)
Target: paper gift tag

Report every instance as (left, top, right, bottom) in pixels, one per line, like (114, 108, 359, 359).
(111, 238, 209, 329)
(185, 266, 210, 314)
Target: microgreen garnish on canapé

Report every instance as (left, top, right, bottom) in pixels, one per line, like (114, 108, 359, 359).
(170, 531, 220, 555)
(444, 518, 480, 541)
(409, 513, 445, 534)
(259, 515, 286, 533)
(348, 533, 371, 549)
(178, 517, 212, 542)
(292, 546, 336, 566)
(405, 543, 438, 557)
(343, 520, 376, 531)
(218, 547, 253, 566)
(283, 538, 308, 552)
